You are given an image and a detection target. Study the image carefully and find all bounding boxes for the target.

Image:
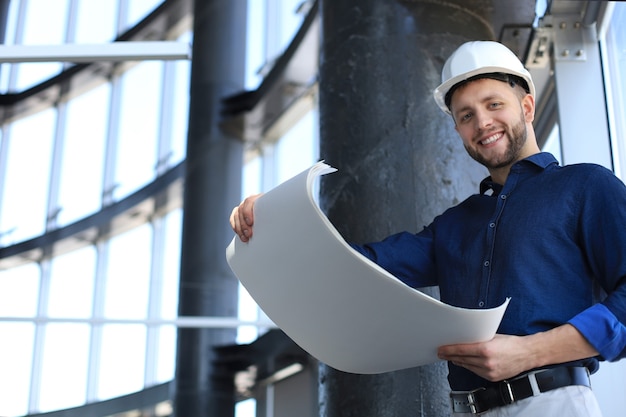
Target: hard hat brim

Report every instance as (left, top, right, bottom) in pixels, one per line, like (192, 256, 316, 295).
(433, 66, 536, 115)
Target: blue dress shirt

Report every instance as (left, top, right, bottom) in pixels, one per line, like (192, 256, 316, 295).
(351, 152, 626, 390)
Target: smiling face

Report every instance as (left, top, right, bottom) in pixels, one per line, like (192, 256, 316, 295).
(449, 77, 539, 184)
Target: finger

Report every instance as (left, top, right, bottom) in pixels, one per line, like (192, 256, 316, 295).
(229, 206, 238, 231)
(444, 354, 484, 368)
(237, 202, 252, 239)
(240, 195, 259, 226)
(438, 343, 479, 359)
(239, 194, 263, 238)
(230, 206, 249, 242)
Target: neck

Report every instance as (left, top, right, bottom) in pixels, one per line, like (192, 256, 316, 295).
(488, 148, 541, 185)
(489, 167, 511, 186)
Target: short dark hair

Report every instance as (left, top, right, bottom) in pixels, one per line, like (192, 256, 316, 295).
(444, 72, 531, 109)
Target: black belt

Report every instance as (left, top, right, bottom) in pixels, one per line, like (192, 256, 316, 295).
(450, 366, 591, 414)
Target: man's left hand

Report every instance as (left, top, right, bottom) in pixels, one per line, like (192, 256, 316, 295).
(437, 324, 598, 382)
(437, 334, 533, 381)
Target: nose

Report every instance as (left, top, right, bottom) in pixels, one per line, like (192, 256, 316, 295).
(474, 108, 493, 131)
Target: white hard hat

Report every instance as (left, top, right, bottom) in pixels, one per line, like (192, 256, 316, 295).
(433, 41, 536, 115)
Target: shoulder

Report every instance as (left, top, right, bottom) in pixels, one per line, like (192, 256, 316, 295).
(561, 162, 624, 186)
(553, 162, 625, 188)
(556, 164, 626, 212)
(561, 162, 613, 173)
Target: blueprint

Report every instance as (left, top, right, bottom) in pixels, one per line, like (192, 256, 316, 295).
(226, 161, 509, 374)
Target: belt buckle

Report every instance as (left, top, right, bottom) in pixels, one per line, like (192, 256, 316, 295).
(499, 379, 515, 405)
(467, 387, 486, 414)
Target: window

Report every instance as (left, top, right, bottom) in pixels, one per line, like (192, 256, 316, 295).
(602, 2, 626, 180)
(0, 1, 190, 414)
(0, 109, 55, 243)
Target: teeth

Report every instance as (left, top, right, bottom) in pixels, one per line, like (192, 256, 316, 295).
(481, 133, 500, 145)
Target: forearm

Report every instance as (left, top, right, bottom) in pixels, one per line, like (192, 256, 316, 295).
(524, 323, 599, 370)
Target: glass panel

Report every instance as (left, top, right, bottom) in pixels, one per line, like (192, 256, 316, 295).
(161, 209, 182, 319)
(0, 109, 55, 244)
(604, 3, 626, 181)
(154, 324, 177, 383)
(143, 210, 182, 384)
(0, 65, 10, 93)
(37, 323, 90, 412)
(114, 61, 162, 200)
(47, 246, 96, 318)
(57, 84, 109, 226)
(237, 283, 258, 344)
(74, 0, 118, 43)
(0, 323, 35, 417)
(275, 110, 316, 183)
(542, 124, 562, 165)
(97, 324, 146, 400)
(246, 0, 266, 89)
(0, 1, 20, 92)
(22, 0, 69, 44)
(14, 0, 68, 90)
(169, 32, 192, 167)
(242, 155, 262, 196)
(246, 0, 307, 90)
(236, 398, 256, 417)
(2, 0, 19, 45)
(104, 225, 152, 319)
(126, 0, 163, 30)
(278, 0, 307, 49)
(0, 263, 40, 317)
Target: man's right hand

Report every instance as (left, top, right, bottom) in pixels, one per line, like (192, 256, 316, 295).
(230, 193, 263, 242)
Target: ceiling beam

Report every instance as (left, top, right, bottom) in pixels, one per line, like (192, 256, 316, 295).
(0, 41, 190, 63)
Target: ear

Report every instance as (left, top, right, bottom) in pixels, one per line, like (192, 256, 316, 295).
(522, 93, 535, 123)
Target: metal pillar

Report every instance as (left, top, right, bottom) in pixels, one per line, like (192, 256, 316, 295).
(550, 12, 612, 169)
(172, 1, 247, 416)
(317, 1, 496, 415)
(0, 0, 9, 44)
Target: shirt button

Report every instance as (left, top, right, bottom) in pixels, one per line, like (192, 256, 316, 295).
(479, 301, 485, 307)
(484, 260, 490, 267)
(489, 222, 495, 228)
(500, 194, 507, 200)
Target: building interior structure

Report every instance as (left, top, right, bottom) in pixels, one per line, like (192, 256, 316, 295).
(0, 0, 625, 416)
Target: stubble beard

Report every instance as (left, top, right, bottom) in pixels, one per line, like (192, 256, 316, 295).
(464, 112, 528, 170)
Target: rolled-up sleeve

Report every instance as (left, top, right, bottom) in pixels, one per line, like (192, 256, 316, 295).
(568, 303, 626, 361)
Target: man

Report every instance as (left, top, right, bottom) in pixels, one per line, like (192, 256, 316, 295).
(230, 41, 626, 416)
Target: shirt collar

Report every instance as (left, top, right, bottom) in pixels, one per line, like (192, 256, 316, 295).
(479, 152, 559, 195)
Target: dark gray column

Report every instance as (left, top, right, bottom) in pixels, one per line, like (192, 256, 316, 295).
(317, 1, 494, 416)
(173, 1, 247, 416)
(0, 0, 9, 44)
(0, 0, 9, 86)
